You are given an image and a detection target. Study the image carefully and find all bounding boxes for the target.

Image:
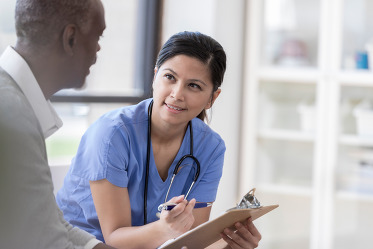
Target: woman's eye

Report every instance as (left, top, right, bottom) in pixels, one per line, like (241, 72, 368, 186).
(189, 83, 202, 90)
(165, 74, 174, 80)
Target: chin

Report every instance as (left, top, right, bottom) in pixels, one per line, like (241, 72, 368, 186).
(76, 77, 89, 89)
(80, 80, 88, 90)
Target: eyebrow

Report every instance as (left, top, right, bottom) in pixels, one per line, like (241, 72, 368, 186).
(163, 68, 208, 86)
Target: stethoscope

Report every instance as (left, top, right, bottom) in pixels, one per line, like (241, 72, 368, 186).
(143, 100, 201, 224)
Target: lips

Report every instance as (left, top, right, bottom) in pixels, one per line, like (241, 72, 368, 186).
(165, 103, 185, 111)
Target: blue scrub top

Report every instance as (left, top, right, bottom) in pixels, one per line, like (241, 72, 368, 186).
(56, 98, 226, 242)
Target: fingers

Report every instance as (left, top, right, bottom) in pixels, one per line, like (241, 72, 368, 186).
(221, 225, 251, 249)
(177, 198, 195, 225)
(161, 198, 196, 221)
(245, 218, 261, 242)
(220, 218, 261, 249)
(185, 198, 196, 211)
(159, 198, 196, 238)
(168, 198, 195, 219)
(167, 195, 186, 204)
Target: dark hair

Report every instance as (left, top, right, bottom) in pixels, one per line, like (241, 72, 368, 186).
(15, 0, 92, 46)
(155, 31, 227, 121)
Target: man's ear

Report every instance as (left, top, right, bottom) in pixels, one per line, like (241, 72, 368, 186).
(205, 88, 221, 109)
(62, 24, 77, 55)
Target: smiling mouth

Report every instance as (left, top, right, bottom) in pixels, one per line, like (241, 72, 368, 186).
(166, 103, 185, 111)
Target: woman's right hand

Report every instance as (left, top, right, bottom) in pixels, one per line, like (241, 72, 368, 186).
(159, 195, 196, 238)
(91, 180, 196, 248)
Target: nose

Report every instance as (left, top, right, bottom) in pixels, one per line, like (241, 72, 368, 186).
(170, 83, 184, 101)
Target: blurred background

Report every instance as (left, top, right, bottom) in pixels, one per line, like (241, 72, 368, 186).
(1, 0, 373, 248)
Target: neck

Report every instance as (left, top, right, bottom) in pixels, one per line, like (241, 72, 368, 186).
(14, 42, 62, 99)
(151, 120, 189, 145)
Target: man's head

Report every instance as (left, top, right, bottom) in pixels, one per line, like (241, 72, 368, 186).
(14, 0, 106, 98)
(15, 0, 92, 47)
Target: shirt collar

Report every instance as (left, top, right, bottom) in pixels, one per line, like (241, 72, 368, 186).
(0, 46, 63, 138)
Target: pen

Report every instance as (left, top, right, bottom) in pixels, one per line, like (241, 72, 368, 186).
(158, 202, 212, 212)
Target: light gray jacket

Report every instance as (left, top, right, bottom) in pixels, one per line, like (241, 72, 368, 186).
(0, 66, 97, 249)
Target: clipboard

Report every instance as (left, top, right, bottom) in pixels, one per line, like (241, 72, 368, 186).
(159, 189, 279, 249)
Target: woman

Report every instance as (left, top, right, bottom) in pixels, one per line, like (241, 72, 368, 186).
(57, 31, 261, 249)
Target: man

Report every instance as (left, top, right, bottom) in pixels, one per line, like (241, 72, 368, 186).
(0, 0, 114, 248)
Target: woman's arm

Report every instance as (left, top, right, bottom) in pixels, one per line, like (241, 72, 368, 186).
(191, 204, 211, 229)
(93, 243, 117, 249)
(90, 179, 196, 249)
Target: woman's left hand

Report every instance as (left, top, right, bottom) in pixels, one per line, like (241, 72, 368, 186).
(220, 217, 261, 249)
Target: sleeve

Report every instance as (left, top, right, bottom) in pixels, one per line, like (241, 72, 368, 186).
(189, 138, 226, 202)
(57, 208, 102, 249)
(71, 116, 131, 188)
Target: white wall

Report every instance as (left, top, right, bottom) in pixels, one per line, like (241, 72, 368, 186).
(209, 0, 247, 218)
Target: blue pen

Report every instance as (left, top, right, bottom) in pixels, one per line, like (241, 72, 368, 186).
(158, 202, 212, 212)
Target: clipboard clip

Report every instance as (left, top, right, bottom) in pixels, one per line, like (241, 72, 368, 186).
(235, 188, 261, 209)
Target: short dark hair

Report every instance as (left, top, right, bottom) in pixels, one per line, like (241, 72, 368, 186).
(15, 0, 92, 46)
(155, 31, 227, 121)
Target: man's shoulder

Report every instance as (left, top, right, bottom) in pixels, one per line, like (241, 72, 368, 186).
(0, 78, 29, 113)
(0, 67, 23, 99)
(0, 66, 15, 87)
(0, 68, 38, 131)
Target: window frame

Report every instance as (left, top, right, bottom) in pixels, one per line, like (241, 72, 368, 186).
(50, 0, 162, 104)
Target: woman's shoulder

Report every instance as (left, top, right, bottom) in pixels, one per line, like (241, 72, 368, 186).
(102, 98, 151, 122)
(191, 118, 225, 148)
(89, 99, 151, 130)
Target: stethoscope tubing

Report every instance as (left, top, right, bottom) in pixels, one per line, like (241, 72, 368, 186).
(143, 100, 201, 224)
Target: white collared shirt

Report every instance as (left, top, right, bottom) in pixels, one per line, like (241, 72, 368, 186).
(0, 46, 62, 138)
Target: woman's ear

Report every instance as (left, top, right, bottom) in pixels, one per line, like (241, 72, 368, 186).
(62, 24, 77, 56)
(205, 88, 221, 109)
(152, 67, 158, 86)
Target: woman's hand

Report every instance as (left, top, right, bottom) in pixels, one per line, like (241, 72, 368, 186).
(159, 195, 196, 238)
(220, 217, 261, 249)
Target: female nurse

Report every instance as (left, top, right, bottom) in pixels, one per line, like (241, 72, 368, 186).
(57, 31, 261, 249)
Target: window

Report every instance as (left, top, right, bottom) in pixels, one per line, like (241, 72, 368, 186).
(0, 0, 17, 51)
(0, 0, 162, 166)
